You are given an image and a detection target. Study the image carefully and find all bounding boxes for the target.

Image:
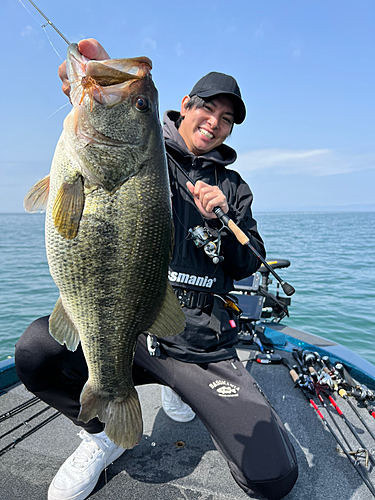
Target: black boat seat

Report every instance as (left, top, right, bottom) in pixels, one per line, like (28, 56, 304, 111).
(258, 259, 291, 273)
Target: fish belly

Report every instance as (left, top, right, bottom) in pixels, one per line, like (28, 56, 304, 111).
(46, 159, 172, 448)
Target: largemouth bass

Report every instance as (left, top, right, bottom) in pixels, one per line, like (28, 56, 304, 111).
(24, 44, 185, 449)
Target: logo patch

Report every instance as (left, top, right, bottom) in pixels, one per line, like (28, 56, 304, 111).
(168, 270, 216, 288)
(209, 379, 240, 397)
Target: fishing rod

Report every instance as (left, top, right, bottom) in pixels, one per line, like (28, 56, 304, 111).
(167, 152, 295, 297)
(282, 358, 375, 497)
(290, 356, 358, 451)
(309, 364, 375, 467)
(26, 1, 296, 299)
(0, 396, 40, 423)
(309, 397, 375, 497)
(326, 392, 375, 466)
(26, 0, 70, 44)
(308, 374, 354, 450)
(296, 351, 375, 452)
(314, 356, 375, 440)
(329, 361, 375, 440)
(349, 386, 375, 421)
(0, 410, 60, 458)
(0, 406, 50, 441)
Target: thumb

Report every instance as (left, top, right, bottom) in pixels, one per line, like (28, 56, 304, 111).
(186, 181, 195, 195)
(78, 38, 110, 60)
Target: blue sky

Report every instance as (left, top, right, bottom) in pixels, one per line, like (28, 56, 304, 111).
(1, 0, 374, 212)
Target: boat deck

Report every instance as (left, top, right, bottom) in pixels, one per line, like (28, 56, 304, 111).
(1, 346, 374, 500)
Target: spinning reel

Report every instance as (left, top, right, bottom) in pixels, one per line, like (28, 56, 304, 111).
(188, 225, 224, 264)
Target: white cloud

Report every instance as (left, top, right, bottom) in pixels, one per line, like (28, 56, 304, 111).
(21, 25, 37, 37)
(142, 37, 157, 51)
(235, 149, 375, 177)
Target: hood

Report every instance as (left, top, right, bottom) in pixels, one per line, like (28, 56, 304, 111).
(162, 110, 237, 168)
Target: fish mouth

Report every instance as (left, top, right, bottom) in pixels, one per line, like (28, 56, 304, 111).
(67, 43, 152, 108)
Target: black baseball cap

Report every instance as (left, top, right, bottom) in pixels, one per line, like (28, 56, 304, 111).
(189, 72, 246, 124)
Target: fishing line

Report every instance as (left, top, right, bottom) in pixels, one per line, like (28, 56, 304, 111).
(18, 0, 69, 60)
(41, 24, 64, 61)
(0, 102, 70, 154)
(46, 102, 70, 120)
(5, 3, 71, 156)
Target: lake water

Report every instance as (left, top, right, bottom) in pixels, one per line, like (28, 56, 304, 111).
(0, 212, 374, 365)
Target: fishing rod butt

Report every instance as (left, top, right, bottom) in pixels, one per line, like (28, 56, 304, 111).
(281, 281, 295, 296)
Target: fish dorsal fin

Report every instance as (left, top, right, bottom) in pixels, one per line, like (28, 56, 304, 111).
(49, 296, 80, 351)
(52, 176, 84, 239)
(147, 283, 185, 338)
(23, 175, 50, 213)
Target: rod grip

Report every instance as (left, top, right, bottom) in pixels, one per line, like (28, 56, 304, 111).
(289, 369, 299, 383)
(227, 219, 250, 245)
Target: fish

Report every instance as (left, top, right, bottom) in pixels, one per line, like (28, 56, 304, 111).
(24, 43, 185, 449)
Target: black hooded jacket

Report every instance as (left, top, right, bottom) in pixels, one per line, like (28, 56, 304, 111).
(159, 111, 266, 362)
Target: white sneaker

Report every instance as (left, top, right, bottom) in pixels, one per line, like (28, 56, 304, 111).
(161, 386, 195, 422)
(48, 429, 125, 500)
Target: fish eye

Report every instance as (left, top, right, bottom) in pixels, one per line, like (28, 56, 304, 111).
(134, 96, 150, 112)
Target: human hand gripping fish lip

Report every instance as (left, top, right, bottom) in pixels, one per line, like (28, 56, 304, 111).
(67, 44, 153, 109)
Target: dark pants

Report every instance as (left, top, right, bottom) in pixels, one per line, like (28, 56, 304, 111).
(15, 316, 298, 500)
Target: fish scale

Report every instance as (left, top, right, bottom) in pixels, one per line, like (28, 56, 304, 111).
(24, 44, 185, 448)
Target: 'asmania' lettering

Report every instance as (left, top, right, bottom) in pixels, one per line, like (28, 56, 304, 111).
(169, 271, 214, 288)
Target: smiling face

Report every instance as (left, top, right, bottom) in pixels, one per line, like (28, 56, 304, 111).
(178, 95, 234, 156)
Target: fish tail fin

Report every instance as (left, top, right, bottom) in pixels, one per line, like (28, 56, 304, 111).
(147, 283, 185, 338)
(78, 383, 143, 449)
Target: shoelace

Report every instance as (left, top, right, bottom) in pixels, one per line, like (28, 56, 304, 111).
(70, 430, 106, 470)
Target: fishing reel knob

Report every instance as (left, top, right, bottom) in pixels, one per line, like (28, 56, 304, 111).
(302, 350, 316, 367)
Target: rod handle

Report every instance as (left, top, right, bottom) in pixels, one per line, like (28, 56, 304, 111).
(289, 369, 300, 383)
(227, 219, 250, 245)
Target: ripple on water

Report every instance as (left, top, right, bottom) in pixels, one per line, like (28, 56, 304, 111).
(1, 212, 374, 365)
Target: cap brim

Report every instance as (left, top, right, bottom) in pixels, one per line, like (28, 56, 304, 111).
(190, 90, 246, 124)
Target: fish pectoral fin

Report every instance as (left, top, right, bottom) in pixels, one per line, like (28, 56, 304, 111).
(78, 383, 142, 449)
(52, 175, 84, 239)
(49, 297, 80, 351)
(147, 283, 186, 338)
(23, 175, 50, 213)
